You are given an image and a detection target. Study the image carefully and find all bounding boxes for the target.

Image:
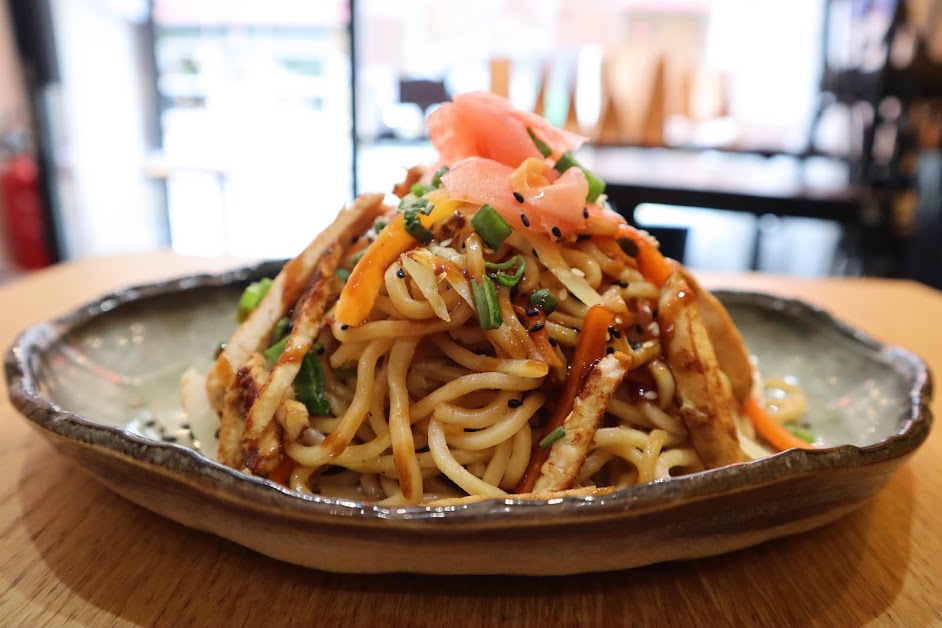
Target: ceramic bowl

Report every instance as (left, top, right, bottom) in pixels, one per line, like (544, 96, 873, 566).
(5, 261, 933, 574)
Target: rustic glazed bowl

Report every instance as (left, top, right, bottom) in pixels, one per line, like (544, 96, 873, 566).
(5, 261, 933, 575)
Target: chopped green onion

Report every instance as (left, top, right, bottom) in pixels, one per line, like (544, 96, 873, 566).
(373, 218, 387, 233)
(485, 254, 526, 288)
(617, 237, 639, 257)
(527, 128, 605, 202)
(787, 424, 815, 444)
(236, 278, 273, 322)
(539, 426, 566, 449)
(350, 250, 365, 266)
(431, 165, 449, 188)
(271, 316, 291, 344)
(411, 182, 428, 196)
(528, 288, 559, 315)
(471, 276, 503, 330)
(404, 208, 434, 244)
(263, 336, 289, 363)
(471, 204, 512, 249)
(294, 353, 331, 415)
(336, 268, 351, 283)
(527, 128, 552, 158)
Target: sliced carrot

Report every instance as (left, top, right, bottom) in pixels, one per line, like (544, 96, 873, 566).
(267, 456, 296, 486)
(745, 396, 816, 451)
(515, 304, 615, 493)
(513, 305, 563, 369)
(335, 190, 459, 326)
(615, 225, 675, 288)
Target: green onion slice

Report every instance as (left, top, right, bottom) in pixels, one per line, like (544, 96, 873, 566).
(336, 268, 351, 283)
(471, 276, 503, 330)
(294, 353, 332, 415)
(527, 128, 606, 202)
(539, 426, 566, 449)
(431, 165, 449, 188)
(411, 182, 428, 197)
(372, 218, 387, 233)
(787, 424, 815, 444)
(404, 208, 434, 244)
(471, 204, 512, 249)
(528, 288, 559, 315)
(263, 336, 289, 364)
(485, 254, 526, 288)
(236, 277, 273, 322)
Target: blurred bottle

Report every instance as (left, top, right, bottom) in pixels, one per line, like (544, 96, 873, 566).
(0, 130, 52, 270)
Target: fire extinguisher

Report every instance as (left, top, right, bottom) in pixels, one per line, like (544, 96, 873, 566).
(0, 133, 52, 270)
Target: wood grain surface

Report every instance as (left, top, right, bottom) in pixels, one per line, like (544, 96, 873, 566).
(1, 251, 940, 627)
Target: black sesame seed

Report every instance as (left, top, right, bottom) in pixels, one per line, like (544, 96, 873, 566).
(526, 307, 540, 317)
(161, 436, 178, 443)
(507, 398, 524, 408)
(551, 227, 562, 239)
(145, 419, 156, 427)
(652, 307, 659, 318)
(549, 338, 558, 347)
(606, 346, 615, 354)
(577, 234, 592, 241)
(532, 248, 538, 257)
(315, 345, 326, 356)
(341, 324, 349, 331)
(180, 422, 191, 430)
(520, 213, 531, 227)
(630, 341, 643, 350)
(351, 235, 359, 244)
(615, 280, 628, 288)
(635, 324, 644, 334)
(528, 322, 546, 333)
(611, 328, 622, 339)
(214, 428, 220, 439)
(396, 268, 406, 278)
(513, 191, 524, 203)
(583, 207, 590, 219)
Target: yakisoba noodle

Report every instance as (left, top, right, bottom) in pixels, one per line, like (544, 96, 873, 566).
(201, 92, 812, 506)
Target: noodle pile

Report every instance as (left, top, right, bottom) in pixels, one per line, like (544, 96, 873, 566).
(199, 92, 806, 506)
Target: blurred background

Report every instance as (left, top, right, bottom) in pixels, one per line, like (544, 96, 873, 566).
(1, 0, 941, 286)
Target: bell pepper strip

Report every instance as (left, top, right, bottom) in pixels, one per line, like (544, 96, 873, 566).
(335, 190, 459, 326)
(745, 396, 816, 451)
(615, 225, 675, 288)
(515, 304, 615, 493)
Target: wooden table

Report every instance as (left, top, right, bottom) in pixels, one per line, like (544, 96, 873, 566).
(1, 251, 940, 627)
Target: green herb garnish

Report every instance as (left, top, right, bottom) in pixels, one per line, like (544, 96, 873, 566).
(471, 204, 512, 249)
(236, 277, 273, 322)
(471, 275, 503, 330)
(485, 254, 526, 288)
(539, 426, 566, 449)
(294, 353, 331, 415)
(528, 288, 559, 315)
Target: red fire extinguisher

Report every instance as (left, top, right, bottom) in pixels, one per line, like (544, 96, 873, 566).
(0, 144, 53, 270)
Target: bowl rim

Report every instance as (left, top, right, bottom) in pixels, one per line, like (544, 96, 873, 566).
(4, 261, 934, 529)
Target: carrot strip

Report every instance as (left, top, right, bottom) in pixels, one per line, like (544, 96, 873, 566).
(513, 305, 563, 369)
(615, 225, 675, 288)
(267, 456, 296, 486)
(745, 397, 816, 451)
(515, 304, 615, 493)
(335, 191, 459, 326)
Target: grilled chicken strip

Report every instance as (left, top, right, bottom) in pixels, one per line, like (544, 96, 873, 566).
(205, 193, 385, 415)
(534, 351, 632, 492)
(219, 352, 271, 468)
(679, 267, 753, 406)
(658, 273, 745, 468)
